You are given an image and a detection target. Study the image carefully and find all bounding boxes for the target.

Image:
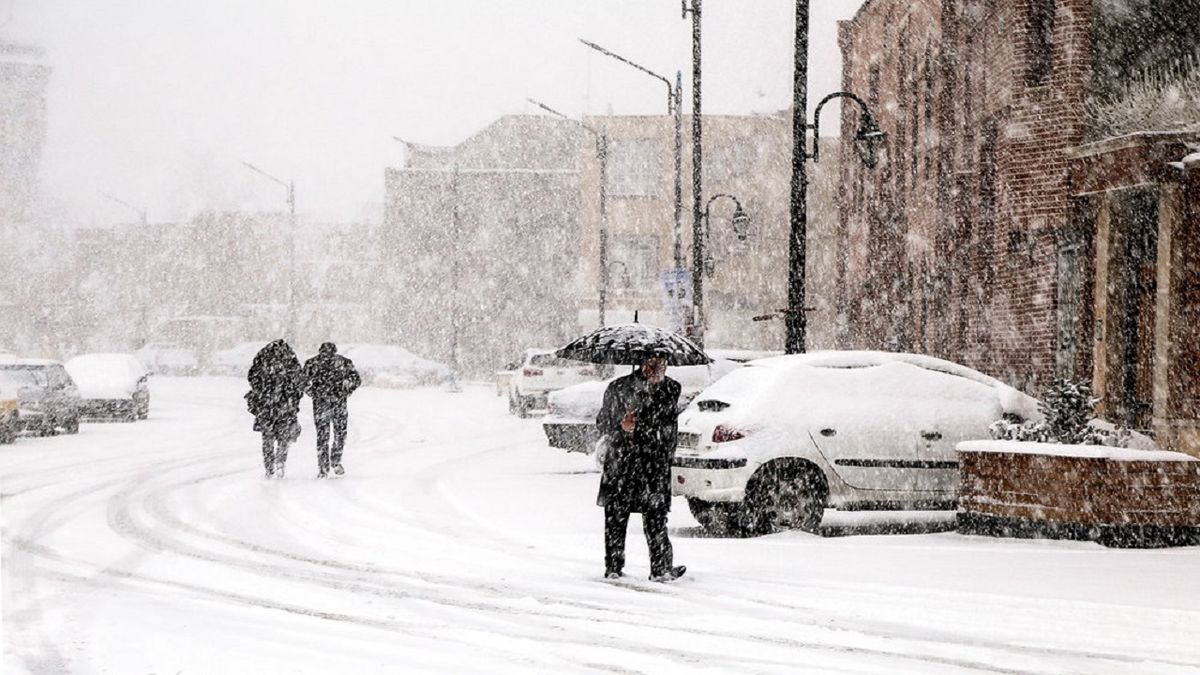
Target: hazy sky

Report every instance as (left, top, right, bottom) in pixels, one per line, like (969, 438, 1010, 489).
(7, 0, 866, 225)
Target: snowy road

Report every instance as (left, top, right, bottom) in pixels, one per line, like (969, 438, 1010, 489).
(3, 378, 1199, 674)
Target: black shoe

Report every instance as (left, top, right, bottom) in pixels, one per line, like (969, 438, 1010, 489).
(317, 471, 328, 479)
(650, 565, 686, 582)
(333, 464, 344, 476)
(604, 570, 624, 579)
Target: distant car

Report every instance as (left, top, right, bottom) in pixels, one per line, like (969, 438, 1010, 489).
(210, 341, 271, 376)
(495, 358, 520, 397)
(508, 349, 603, 418)
(135, 342, 199, 376)
(671, 351, 1043, 536)
(65, 353, 150, 421)
(339, 343, 450, 388)
(542, 358, 744, 451)
(0, 358, 82, 435)
(0, 377, 18, 443)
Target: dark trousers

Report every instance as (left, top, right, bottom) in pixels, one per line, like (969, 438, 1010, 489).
(604, 504, 673, 576)
(313, 399, 348, 474)
(261, 433, 290, 471)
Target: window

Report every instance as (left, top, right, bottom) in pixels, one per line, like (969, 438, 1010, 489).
(1026, 0, 1056, 86)
(608, 236, 659, 290)
(607, 139, 659, 197)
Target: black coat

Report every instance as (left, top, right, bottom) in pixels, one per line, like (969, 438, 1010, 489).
(303, 352, 361, 403)
(595, 370, 682, 512)
(246, 340, 304, 438)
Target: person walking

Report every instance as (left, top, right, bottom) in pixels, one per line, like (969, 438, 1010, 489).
(595, 352, 687, 582)
(303, 342, 361, 478)
(246, 339, 305, 479)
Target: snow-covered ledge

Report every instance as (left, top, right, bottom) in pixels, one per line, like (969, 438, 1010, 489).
(956, 440, 1200, 548)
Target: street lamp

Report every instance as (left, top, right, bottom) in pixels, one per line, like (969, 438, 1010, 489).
(527, 97, 610, 329)
(579, 38, 685, 271)
(695, 193, 750, 339)
(786, 0, 885, 354)
(241, 161, 298, 345)
(100, 192, 150, 346)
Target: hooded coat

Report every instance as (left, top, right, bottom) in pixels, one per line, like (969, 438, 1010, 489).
(246, 340, 305, 440)
(595, 369, 682, 512)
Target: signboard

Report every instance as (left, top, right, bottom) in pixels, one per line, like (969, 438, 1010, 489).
(661, 268, 693, 335)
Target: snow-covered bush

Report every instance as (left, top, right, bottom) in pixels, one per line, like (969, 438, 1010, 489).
(989, 379, 1131, 447)
(1089, 57, 1200, 139)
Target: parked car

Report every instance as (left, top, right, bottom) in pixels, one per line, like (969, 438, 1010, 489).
(0, 376, 19, 443)
(65, 353, 150, 421)
(339, 343, 450, 388)
(135, 342, 199, 375)
(210, 341, 272, 376)
(495, 359, 520, 397)
(509, 349, 604, 418)
(0, 358, 83, 435)
(671, 351, 1043, 536)
(542, 357, 744, 451)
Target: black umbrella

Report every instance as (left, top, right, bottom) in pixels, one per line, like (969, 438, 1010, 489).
(556, 323, 711, 367)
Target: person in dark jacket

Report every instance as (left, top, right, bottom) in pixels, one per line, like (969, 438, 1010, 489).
(303, 342, 361, 478)
(246, 339, 305, 479)
(595, 353, 687, 582)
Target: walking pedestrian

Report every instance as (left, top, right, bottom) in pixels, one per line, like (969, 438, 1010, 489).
(595, 352, 687, 582)
(303, 342, 361, 478)
(246, 339, 305, 479)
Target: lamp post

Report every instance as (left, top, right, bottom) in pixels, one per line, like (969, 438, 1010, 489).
(241, 161, 298, 345)
(695, 193, 750, 341)
(681, 0, 704, 346)
(100, 192, 150, 346)
(579, 38, 684, 271)
(528, 97, 610, 328)
(787, 0, 885, 354)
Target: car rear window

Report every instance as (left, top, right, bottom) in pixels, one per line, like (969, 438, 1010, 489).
(0, 367, 48, 387)
(530, 354, 588, 368)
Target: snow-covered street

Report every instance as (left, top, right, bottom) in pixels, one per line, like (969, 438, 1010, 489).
(3, 378, 1199, 674)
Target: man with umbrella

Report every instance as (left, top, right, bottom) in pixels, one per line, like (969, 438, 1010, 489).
(559, 324, 703, 582)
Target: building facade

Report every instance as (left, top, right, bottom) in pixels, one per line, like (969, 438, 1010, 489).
(383, 115, 583, 376)
(837, 0, 1200, 453)
(574, 113, 842, 352)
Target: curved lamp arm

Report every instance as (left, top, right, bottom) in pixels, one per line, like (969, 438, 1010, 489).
(805, 91, 885, 166)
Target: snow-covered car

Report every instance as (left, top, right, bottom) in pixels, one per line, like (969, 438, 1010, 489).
(210, 341, 271, 376)
(135, 342, 200, 376)
(65, 353, 150, 421)
(672, 351, 1042, 536)
(508, 349, 603, 418)
(340, 343, 450, 388)
(0, 358, 83, 435)
(542, 358, 744, 452)
(0, 377, 18, 443)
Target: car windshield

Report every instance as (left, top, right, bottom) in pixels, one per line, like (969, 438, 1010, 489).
(0, 366, 49, 388)
(530, 354, 587, 368)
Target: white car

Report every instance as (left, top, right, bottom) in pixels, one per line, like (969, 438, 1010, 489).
(339, 343, 450, 388)
(135, 342, 199, 376)
(211, 341, 271, 376)
(65, 353, 150, 421)
(672, 351, 1042, 535)
(542, 358, 745, 451)
(509, 349, 603, 418)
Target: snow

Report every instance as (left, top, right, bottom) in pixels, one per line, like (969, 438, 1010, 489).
(3, 377, 1200, 673)
(958, 439, 1197, 463)
(339, 343, 450, 386)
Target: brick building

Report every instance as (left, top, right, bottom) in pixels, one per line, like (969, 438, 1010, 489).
(836, 0, 1199, 453)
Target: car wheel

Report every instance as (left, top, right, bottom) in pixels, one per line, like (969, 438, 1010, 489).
(63, 417, 80, 435)
(687, 498, 742, 536)
(122, 401, 138, 423)
(741, 462, 827, 535)
(514, 395, 531, 418)
(0, 426, 15, 444)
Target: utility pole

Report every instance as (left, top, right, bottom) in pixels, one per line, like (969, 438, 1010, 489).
(241, 161, 298, 345)
(448, 164, 463, 392)
(683, 0, 704, 347)
(786, 0, 810, 354)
